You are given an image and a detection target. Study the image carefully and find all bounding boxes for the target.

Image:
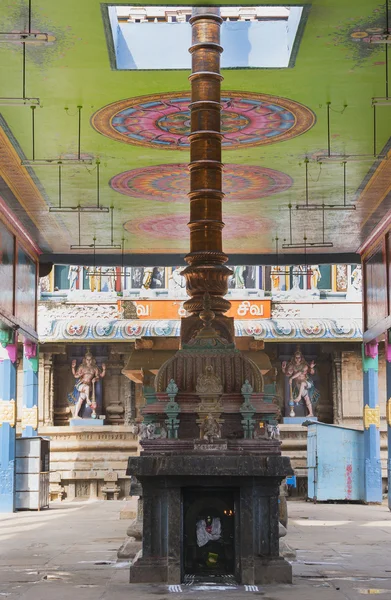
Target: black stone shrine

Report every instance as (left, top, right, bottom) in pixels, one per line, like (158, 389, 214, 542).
(126, 450, 293, 584)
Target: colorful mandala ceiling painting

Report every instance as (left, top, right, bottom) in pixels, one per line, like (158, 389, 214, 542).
(91, 91, 316, 150)
(124, 214, 273, 240)
(110, 164, 292, 202)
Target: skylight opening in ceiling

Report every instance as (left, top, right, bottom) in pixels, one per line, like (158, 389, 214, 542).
(106, 5, 305, 70)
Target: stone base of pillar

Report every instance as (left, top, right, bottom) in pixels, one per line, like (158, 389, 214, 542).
(249, 557, 292, 585)
(129, 557, 177, 584)
(67, 482, 76, 501)
(89, 480, 98, 500)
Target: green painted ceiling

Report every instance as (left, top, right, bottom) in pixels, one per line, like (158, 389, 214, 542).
(0, 0, 390, 261)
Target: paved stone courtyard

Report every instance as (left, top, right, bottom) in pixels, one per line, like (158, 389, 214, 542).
(0, 500, 390, 599)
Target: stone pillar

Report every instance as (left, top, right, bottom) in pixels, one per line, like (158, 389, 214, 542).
(385, 335, 391, 511)
(0, 332, 17, 512)
(43, 353, 54, 426)
(123, 376, 133, 426)
(90, 480, 98, 500)
(331, 351, 343, 424)
(22, 341, 39, 437)
(362, 342, 382, 503)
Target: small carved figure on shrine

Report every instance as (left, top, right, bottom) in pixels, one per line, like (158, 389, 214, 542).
(68, 351, 106, 419)
(266, 423, 280, 440)
(159, 424, 168, 439)
(282, 349, 319, 417)
(146, 423, 156, 439)
(200, 414, 222, 442)
(196, 365, 223, 396)
(138, 423, 148, 440)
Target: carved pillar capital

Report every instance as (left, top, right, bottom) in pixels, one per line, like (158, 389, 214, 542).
(23, 341, 39, 372)
(0, 328, 17, 363)
(364, 340, 378, 359)
(362, 342, 379, 372)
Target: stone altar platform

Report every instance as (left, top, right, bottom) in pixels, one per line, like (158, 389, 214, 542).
(38, 425, 138, 500)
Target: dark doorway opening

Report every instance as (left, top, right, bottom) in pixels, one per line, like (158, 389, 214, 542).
(183, 488, 237, 578)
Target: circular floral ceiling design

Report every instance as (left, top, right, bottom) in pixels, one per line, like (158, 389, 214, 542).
(110, 163, 292, 202)
(91, 91, 316, 150)
(124, 214, 273, 240)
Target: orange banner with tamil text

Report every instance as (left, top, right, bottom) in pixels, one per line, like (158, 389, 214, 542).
(131, 299, 271, 320)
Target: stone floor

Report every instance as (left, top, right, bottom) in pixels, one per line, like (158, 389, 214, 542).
(0, 499, 390, 599)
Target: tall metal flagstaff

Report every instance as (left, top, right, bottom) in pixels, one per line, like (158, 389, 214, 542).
(183, 7, 232, 337)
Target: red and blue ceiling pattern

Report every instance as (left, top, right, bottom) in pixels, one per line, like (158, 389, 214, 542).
(109, 163, 293, 201)
(124, 214, 274, 241)
(91, 91, 316, 150)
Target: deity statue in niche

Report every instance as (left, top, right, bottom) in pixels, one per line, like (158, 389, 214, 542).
(310, 265, 321, 290)
(129, 267, 144, 289)
(168, 266, 186, 297)
(68, 265, 79, 291)
(39, 274, 50, 293)
(101, 267, 116, 292)
(282, 349, 319, 417)
(196, 515, 222, 568)
(231, 265, 256, 289)
(271, 266, 286, 292)
(67, 350, 106, 419)
(350, 265, 362, 292)
(291, 265, 304, 290)
(151, 267, 165, 288)
(196, 515, 222, 548)
(88, 266, 101, 292)
(233, 266, 245, 289)
(142, 267, 153, 289)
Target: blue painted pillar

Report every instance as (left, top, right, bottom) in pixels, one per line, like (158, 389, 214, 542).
(0, 331, 18, 513)
(385, 334, 391, 511)
(22, 341, 39, 438)
(362, 341, 382, 503)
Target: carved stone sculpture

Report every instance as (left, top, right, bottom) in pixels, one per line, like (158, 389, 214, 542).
(282, 348, 319, 417)
(266, 423, 280, 440)
(196, 364, 223, 396)
(200, 413, 222, 442)
(68, 350, 106, 419)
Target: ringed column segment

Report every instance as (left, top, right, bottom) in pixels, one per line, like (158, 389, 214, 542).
(183, 7, 232, 316)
